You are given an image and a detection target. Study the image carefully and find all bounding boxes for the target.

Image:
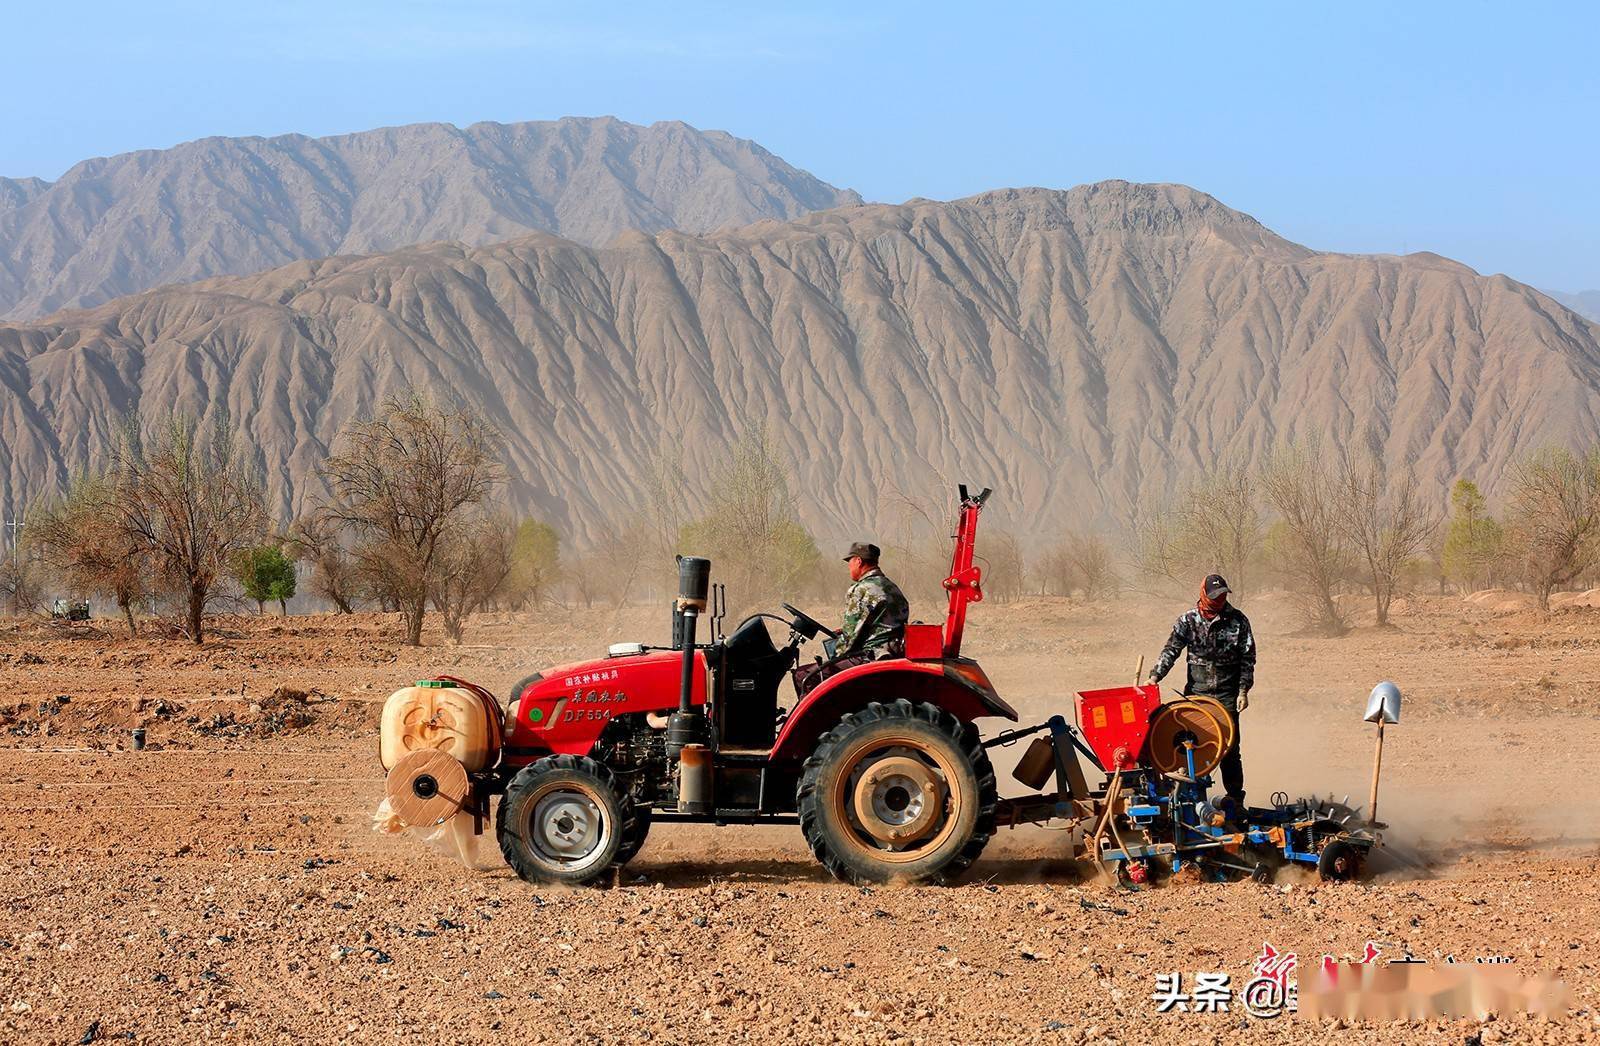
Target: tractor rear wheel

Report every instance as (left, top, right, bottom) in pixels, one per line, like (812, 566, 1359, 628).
(797, 699, 997, 885)
(497, 755, 628, 886)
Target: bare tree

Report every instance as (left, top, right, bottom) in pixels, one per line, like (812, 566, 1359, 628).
(1504, 447, 1600, 611)
(563, 552, 602, 610)
(562, 516, 650, 609)
(430, 516, 516, 643)
(877, 482, 962, 606)
(981, 530, 1025, 603)
(1035, 542, 1072, 597)
(319, 394, 502, 645)
(0, 552, 44, 617)
(1335, 452, 1441, 626)
(679, 430, 820, 611)
(1261, 439, 1349, 634)
(110, 415, 267, 643)
(1038, 533, 1118, 599)
(876, 482, 1046, 607)
(1133, 462, 1263, 593)
(28, 473, 151, 634)
(287, 513, 364, 613)
(637, 449, 690, 599)
(1069, 533, 1119, 599)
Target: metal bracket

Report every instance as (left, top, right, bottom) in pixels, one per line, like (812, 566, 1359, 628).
(979, 715, 1104, 772)
(981, 723, 1047, 749)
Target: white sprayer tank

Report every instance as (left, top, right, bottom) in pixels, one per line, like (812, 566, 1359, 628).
(379, 680, 499, 773)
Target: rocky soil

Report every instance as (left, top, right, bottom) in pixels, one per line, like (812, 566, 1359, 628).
(1, 595, 1597, 1042)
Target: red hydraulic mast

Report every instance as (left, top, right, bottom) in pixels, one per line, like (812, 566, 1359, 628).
(941, 485, 991, 658)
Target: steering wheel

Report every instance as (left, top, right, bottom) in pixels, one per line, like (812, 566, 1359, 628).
(781, 602, 839, 641)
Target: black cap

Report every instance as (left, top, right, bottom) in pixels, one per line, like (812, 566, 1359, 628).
(1203, 574, 1231, 598)
(844, 541, 881, 563)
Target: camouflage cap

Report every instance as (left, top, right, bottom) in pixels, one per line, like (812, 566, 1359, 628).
(844, 541, 881, 563)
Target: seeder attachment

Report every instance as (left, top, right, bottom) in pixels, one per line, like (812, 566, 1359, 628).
(987, 681, 1392, 884)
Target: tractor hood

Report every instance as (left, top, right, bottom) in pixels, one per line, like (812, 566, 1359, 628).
(503, 648, 708, 759)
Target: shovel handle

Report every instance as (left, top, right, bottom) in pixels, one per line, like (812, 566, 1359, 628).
(1368, 719, 1385, 824)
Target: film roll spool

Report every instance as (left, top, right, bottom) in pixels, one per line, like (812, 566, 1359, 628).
(1182, 695, 1237, 754)
(386, 748, 469, 827)
(1146, 699, 1232, 778)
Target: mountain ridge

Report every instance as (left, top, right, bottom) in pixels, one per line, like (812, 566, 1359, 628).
(1549, 289, 1600, 322)
(0, 116, 861, 320)
(4, 181, 1598, 549)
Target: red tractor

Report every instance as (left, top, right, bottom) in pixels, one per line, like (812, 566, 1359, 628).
(474, 486, 1012, 885)
(380, 483, 1387, 886)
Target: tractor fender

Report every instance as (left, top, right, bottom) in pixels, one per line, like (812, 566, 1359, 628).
(769, 657, 1017, 763)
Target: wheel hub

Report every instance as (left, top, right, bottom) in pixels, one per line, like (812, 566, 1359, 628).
(852, 755, 944, 845)
(531, 791, 604, 864)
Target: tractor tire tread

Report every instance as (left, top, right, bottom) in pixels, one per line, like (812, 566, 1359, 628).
(797, 699, 997, 885)
(497, 754, 634, 887)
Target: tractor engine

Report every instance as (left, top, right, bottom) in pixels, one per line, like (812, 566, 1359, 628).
(593, 713, 673, 809)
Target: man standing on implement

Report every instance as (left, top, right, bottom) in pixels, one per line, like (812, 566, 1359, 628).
(1147, 573, 1256, 807)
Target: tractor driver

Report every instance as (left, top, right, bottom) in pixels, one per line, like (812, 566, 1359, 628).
(794, 542, 909, 696)
(1147, 573, 1256, 809)
(837, 542, 909, 659)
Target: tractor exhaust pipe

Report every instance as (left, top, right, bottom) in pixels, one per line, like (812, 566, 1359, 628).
(676, 556, 710, 713)
(668, 557, 713, 814)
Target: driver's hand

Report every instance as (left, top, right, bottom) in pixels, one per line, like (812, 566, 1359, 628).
(1145, 671, 1159, 686)
(1238, 690, 1250, 712)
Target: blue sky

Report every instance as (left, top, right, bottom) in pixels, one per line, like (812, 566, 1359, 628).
(5, 1, 1596, 289)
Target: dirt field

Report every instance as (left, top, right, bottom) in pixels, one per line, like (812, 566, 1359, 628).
(2, 592, 1598, 1043)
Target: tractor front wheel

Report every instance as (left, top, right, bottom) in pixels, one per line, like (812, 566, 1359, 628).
(797, 699, 996, 884)
(497, 755, 629, 886)
(615, 804, 652, 866)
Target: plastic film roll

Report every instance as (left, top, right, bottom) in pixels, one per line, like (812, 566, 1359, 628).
(385, 748, 469, 827)
(1146, 700, 1230, 778)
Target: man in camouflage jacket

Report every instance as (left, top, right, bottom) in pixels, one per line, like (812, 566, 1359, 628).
(793, 542, 909, 697)
(836, 541, 910, 657)
(1148, 573, 1256, 803)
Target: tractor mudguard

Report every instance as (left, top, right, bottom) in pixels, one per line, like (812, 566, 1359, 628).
(769, 657, 1016, 763)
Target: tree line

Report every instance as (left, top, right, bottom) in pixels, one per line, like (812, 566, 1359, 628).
(6, 398, 558, 645)
(3, 402, 835, 645)
(1130, 439, 1600, 632)
(861, 438, 1600, 631)
(6, 410, 1599, 641)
